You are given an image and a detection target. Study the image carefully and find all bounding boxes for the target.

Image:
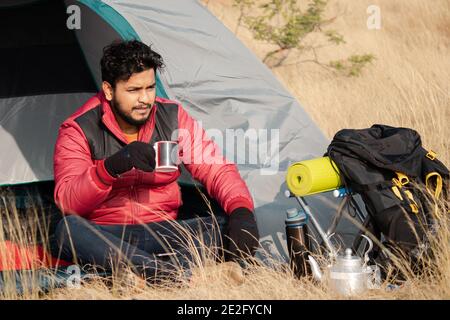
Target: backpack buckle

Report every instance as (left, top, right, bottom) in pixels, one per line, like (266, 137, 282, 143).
(391, 186, 403, 200)
(426, 150, 437, 160)
(393, 172, 409, 186)
(404, 190, 420, 214)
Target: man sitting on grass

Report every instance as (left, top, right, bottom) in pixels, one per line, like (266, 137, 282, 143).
(52, 40, 259, 283)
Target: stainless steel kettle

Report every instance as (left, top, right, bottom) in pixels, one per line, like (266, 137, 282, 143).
(308, 235, 381, 296)
(327, 248, 371, 296)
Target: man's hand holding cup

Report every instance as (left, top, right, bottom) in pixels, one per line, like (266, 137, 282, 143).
(104, 141, 179, 177)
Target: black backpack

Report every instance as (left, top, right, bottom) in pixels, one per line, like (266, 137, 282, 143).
(326, 124, 449, 259)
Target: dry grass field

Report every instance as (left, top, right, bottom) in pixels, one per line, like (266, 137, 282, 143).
(1, 197, 448, 300)
(205, 0, 450, 166)
(0, 0, 448, 300)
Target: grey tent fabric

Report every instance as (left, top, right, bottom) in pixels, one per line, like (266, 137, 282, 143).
(65, 0, 124, 87)
(0, 0, 97, 185)
(0, 93, 94, 185)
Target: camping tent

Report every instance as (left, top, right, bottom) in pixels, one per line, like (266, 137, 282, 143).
(0, 0, 356, 261)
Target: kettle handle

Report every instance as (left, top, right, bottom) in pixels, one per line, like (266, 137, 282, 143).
(361, 234, 373, 266)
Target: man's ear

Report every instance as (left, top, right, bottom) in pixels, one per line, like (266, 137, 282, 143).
(102, 81, 114, 101)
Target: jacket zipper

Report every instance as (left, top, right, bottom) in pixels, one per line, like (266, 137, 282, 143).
(130, 171, 142, 224)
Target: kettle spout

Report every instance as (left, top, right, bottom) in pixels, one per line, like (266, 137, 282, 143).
(308, 255, 323, 282)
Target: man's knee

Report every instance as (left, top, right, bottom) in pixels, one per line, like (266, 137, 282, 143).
(215, 215, 228, 233)
(53, 215, 80, 260)
(54, 215, 101, 261)
(54, 215, 87, 245)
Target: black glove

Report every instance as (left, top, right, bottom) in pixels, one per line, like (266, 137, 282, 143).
(227, 207, 260, 261)
(104, 141, 156, 177)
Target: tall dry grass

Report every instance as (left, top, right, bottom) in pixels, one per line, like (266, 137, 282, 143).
(0, 0, 448, 300)
(1, 185, 449, 300)
(0, 188, 54, 299)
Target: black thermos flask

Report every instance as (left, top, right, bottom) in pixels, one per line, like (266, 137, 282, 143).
(285, 208, 310, 278)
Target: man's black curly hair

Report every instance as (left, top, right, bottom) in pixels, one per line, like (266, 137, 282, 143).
(100, 40, 164, 87)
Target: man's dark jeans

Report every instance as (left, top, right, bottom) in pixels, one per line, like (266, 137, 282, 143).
(52, 214, 228, 282)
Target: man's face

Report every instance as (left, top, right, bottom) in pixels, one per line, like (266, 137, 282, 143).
(106, 68, 156, 127)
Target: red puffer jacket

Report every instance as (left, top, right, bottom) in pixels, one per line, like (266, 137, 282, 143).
(53, 92, 254, 225)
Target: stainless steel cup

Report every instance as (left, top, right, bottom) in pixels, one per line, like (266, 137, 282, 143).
(153, 141, 179, 172)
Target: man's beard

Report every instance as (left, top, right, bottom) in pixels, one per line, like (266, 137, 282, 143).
(111, 97, 151, 127)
